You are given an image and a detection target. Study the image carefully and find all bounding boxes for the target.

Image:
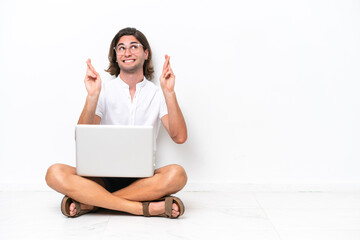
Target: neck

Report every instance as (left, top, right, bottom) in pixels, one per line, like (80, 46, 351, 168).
(119, 71, 144, 90)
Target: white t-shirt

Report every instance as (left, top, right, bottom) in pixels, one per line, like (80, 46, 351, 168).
(95, 77, 168, 151)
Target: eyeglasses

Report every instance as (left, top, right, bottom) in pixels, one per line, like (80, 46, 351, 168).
(114, 43, 144, 55)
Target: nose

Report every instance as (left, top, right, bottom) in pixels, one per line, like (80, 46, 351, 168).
(124, 47, 132, 56)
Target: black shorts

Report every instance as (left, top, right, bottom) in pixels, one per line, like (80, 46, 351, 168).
(101, 177, 139, 193)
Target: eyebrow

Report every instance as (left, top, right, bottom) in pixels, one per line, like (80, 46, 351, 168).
(117, 41, 139, 46)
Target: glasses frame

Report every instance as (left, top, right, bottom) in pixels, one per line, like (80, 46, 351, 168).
(114, 43, 144, 56)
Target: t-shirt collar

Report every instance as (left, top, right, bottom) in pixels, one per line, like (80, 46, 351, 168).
(118, 76, 147, 89)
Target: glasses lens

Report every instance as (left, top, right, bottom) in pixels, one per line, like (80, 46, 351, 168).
(129, 44, 140, 54)
(115, 44, 142, 55)
(116, 46, 124, 54)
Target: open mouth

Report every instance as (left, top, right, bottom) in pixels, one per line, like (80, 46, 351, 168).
(123, 59, 135, 63)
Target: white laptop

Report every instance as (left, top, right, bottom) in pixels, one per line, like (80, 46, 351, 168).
(75, 124, 155, 177)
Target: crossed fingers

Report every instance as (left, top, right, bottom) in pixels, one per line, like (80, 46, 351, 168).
(162, 55, 174, 79)
(86, 58, 98, 78)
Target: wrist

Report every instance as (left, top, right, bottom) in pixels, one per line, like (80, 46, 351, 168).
(86, 94, 99, 103)
(162, 89, 176, 97)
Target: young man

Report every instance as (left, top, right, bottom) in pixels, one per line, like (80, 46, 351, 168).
(45, 27, 188, 219)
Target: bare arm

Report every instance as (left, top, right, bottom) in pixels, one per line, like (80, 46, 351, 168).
(78, 59, 102, 124)
(78, 97, 102, 124)
(160, 55, 187, 144)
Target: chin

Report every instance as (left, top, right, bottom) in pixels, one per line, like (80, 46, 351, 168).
(120, 64, 142, 74)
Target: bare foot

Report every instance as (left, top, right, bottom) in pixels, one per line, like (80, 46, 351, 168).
(148, 201, 180, 218)
(69, 202, 95, 216)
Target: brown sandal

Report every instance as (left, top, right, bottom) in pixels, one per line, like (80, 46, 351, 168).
(142, 196, 185, 219)
(61, 196, 99, 218)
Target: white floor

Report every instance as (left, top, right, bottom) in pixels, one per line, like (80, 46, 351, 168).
(1, 191, 360, 240)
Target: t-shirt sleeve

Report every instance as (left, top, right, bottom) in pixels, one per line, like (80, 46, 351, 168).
(159, 90, 168, 119)
(95, 89, 105, 119)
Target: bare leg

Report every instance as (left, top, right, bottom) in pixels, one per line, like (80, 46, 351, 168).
(45, 163, 187, 217)
(113, 164, 188, 201)
(46, 164, 142, 215)
(112, 164, 187, 217)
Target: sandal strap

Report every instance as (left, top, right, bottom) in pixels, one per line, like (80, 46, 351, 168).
(165, 197, 173, 217)
(142, 196, 184, 218)
(142, 202, 151, 217)
(70, 198, 98, 217)
(73, 200, 89, 217)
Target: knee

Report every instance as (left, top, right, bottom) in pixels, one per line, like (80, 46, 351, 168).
(162, 164, 188, 193)
(45, 164, 68, 189)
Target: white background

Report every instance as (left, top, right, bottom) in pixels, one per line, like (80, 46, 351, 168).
(0, 0, 359, 191)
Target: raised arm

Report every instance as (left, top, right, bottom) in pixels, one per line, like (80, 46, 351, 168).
(78, 59, 102, 124)
(160, 55, 187, 144)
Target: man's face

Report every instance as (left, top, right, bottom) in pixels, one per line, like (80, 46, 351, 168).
(115, 35, 149, 75)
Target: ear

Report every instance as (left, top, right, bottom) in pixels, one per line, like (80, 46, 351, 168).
(144, 49, 149, 60)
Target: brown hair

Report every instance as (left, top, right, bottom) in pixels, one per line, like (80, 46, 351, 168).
(105, 27, 154, 80)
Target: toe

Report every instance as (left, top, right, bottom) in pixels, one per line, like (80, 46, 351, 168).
(69, 202, 76, 216)
(173, 203, 179, 211)
(172, 203, 180, 218)
(172, 210, 179, 218)
(69, 203, 75, 211)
